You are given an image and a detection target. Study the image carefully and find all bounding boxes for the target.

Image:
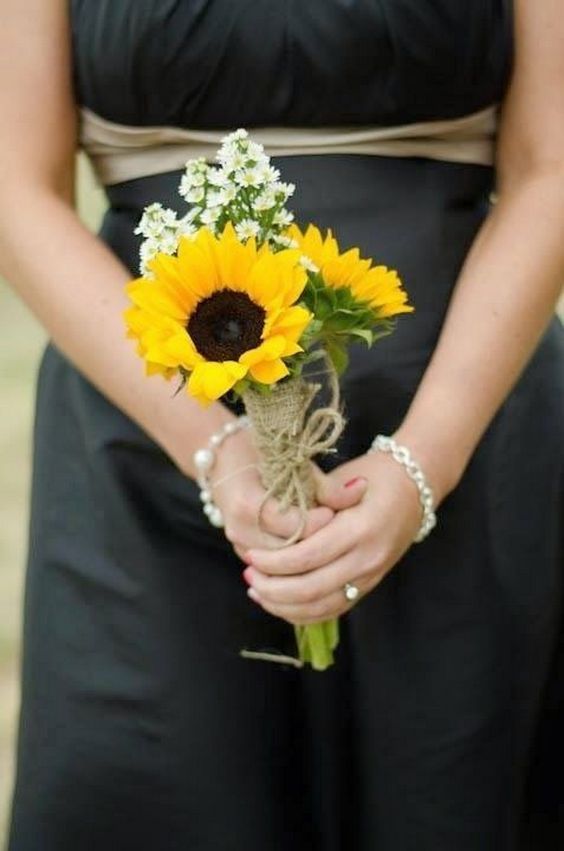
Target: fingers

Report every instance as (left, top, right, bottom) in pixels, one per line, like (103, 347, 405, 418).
(244, 550, 355, 602)
(259, 499, 334, 542)
(313, 468, 368, 511)
(220, 485, 335, 558)
(247, 508, 362, 575)
(245, 553, 374, 625)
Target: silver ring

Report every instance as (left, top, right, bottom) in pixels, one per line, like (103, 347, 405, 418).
(343, 582, 360, 602)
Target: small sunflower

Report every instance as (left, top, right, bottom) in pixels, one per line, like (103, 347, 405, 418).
(288, 224, 413, 318)
(124, 224, 312, 405)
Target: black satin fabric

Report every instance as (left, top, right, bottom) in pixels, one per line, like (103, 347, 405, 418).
(70, 0, 513, 128)
(7, 3, 564, 850)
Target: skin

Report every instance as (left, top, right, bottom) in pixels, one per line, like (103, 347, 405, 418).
(244, 0, 564, 624)
(0, 0, 363, 552)
(0, 2, 562, 617)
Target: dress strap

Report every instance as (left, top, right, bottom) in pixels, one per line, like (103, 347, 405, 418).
(79, 105, 498, 186)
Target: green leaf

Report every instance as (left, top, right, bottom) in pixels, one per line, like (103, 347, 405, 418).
(172, 372, 187, 397)
(347, 328, 374, 346)
(232, 377, 251, 397)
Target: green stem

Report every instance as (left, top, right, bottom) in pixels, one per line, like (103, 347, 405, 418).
(294, 619, 340, 671)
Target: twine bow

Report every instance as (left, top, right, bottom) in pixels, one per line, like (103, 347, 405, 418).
(242, 357, 345, 546)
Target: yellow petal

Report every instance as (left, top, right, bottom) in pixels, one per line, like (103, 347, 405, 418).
(187, 361, 247, 403)
(162, 331, 203, 370)
(239, 335, 287, 368)
(266, 305, 312, 342)
(280, 340, 303, 357)
(145, 362, 176, 380)
(249, 358, 290, 384)
(127, 281, 187, 322)
(146, 254, 199, 313)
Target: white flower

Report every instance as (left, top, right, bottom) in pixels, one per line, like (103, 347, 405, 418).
(299, 254, 319, 273)
(139, 240, 159, 276)
(244, 141, 268, 166)
(235, 219, 261, 241)
(207, 167, 230, 188)
(220, 149, 249, 172)
(178, 173, 195, 199)
(134, 203, 165, 237)
(177, 217, 197, 239)
(221, 128, 249, 146)
(272, 234, 298, 249)
(208, 185, 237, 207)
(258, 164, 281, 185)
(253, 189, 278, 212)
(275, 182, 296, 201)
(184, 185, 206, 204)
(159, 232, 180, 254)
(200, 207, 221, 227)
(134, 204, 184, 245)
(234, 167, 266, 189)
(273, 209, 294, 227)
(186, 206, 203, 223)
(160, 208, 179, 228)
(179, 158, 209, 196)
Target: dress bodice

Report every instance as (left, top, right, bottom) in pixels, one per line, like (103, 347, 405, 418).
(70, 1, 513, 129)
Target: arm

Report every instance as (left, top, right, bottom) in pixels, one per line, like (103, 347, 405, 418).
(394, 0, 564, 500)
(0, 0, 335, 549)
(243, 0, 564, 624)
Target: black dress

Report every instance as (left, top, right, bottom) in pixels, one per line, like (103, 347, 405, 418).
(7, 2, 564, 849)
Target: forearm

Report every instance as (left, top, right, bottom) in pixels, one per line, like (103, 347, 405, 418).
(395, 170, 564, 503)
(0, 186, 236, 475)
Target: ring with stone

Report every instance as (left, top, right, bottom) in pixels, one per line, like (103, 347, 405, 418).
(343, 582, 360, 603)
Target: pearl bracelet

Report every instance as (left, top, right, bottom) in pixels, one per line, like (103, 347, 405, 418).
(368, 434, 437, 543)
(193, 416, 250, 528)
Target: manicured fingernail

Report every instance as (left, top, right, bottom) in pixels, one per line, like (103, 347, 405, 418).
(344, 476, 367, 489)
(243, 568, 253, 585)
(247, 587, 260, 602)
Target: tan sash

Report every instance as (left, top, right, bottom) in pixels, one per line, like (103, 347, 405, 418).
(79, 105, 498, 186)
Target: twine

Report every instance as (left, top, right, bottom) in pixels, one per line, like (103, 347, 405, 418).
(242, 355, 345, 547)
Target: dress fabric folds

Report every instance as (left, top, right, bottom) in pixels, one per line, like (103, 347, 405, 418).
(7, 2, 564, 849)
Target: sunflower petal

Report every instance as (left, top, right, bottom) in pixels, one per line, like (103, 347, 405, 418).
(239, 335, 287, 368)
(187, 361, 247, 404)
(249, 358, 290, 384)
(267, 305, 312, 342)
(161, 331, 203, 370)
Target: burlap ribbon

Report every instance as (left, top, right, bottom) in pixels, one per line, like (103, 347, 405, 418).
(242, 359, 345, 546)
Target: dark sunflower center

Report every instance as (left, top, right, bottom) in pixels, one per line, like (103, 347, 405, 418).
(187, 289, 266, 361)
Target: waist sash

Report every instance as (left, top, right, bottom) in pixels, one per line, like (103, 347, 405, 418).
(79, 105, 498, 186)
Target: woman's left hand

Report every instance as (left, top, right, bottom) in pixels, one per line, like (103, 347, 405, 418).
(243, 451, 424, 625)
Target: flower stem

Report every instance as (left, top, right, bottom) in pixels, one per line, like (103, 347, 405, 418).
(294, 619, 340, 671)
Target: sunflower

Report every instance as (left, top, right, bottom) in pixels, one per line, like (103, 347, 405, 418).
(124, 224, 312, 405)
(288, 224, 413, 318)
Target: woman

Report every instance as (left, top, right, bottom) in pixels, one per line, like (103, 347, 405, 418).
(2, 0, 563, 848)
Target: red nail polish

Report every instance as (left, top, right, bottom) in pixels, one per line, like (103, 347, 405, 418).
(344, 476, 367, 489)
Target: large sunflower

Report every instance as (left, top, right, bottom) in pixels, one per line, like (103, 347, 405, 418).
(125, 224, 312, 405)
(289, 224, 413, 318)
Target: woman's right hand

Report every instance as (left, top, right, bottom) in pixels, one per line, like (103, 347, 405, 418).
(209, 426, 363, 560)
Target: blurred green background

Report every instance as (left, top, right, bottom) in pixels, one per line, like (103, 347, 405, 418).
(0, 158, 563, 847)
(0, 155, 106, 843)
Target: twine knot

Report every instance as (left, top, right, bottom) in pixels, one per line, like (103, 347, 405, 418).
(242, 358, 345, 546)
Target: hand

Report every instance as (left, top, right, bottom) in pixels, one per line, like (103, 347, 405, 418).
(243, 451, 422, 625)
(211, 428, 364, 559)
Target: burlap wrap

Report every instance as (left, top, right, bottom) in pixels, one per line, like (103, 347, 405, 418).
(242, 362, 345, 546)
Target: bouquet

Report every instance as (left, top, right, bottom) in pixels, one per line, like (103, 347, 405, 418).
(125, 129, 412, 670)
